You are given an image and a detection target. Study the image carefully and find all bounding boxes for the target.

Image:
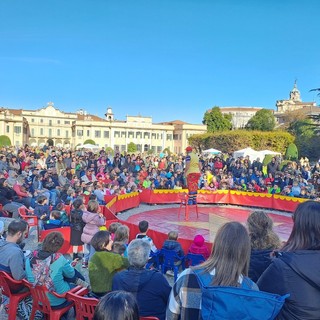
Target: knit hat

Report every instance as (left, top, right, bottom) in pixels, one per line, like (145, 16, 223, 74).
(193, 234, 205, 247)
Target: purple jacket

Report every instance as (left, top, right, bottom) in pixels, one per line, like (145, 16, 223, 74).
(81, 210, 106, 244)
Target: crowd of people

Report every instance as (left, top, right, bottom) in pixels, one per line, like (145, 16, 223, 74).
(0, 144, 320, 319)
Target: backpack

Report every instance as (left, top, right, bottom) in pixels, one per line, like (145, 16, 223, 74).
(193, 269, 289, 320)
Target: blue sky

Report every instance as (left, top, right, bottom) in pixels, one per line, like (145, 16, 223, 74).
(0, 0, 319, 124)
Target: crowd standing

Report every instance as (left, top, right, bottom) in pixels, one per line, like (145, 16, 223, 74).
(0, 143, 319, 319)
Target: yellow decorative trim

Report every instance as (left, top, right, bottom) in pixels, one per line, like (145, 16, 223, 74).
(273, 195, 306, 203)
(106, 197, 116, 208)
(118, 192, 139, 200)
(229, 190, 272, 198)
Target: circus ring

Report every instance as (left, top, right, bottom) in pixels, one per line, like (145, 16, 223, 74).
(104, 189, 304, 253)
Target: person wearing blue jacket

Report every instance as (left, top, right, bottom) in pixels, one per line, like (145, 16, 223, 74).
(113, 239, 171, 320)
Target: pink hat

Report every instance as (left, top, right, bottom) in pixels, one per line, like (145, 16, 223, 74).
(193, 234, 205, 247)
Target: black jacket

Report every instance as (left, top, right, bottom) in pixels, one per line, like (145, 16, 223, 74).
(257, 250, 320, 320)
(249, 249, 273, 283)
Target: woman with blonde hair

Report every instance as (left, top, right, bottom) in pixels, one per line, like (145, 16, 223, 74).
(247, 211, 281, 282)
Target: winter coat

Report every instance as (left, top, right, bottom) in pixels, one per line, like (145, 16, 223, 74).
(258, 250, 320, 320)
(113, 266, 171, 320)
(81, 210, 105, 244)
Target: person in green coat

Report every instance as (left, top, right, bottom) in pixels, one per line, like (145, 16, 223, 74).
(89, 230, 129, 297)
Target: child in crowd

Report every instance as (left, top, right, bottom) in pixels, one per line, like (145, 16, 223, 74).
(136, 220, 158, 253)
(55, 202, 70, 226)
(81, 200, 106, 268)
(188, 234, 210, 259)
(114, 225, 130, 257)
(70, 198, 85, 260)
(112, 241, 127, 256)
(108, 222, 121, 241)
(162, 230, 184, 257)
(34, 195, 50, 230)
(43, 210, 63, 230)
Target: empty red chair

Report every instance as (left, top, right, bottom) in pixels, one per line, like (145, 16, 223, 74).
(18, 206, 39, 241)
(178, 193, 198, 221)
(23, 281, 82, 320)
(0, 271, 30, 320)
(66, 287, 98, 320)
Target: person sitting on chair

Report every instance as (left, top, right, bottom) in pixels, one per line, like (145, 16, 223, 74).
(112, 239, 171, 320)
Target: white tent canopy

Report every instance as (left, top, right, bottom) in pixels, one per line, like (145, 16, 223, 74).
(233, 147, 281, 161)
(202, 148, 222, 154)
(233, 147, 260, 160)
(76, 143, 100, 151)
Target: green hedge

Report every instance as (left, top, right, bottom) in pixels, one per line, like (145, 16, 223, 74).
(188, 130, 294, 155)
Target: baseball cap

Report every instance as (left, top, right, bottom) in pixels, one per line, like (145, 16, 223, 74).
(185, 146, 193, 152)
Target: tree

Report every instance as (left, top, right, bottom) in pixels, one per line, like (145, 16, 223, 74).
(202, 107, 232, 133)
(127, 142, 137, 153)
(289, 119, 314, 138)
(83, 139, 96, 145)
(246, 109, 276, 131)
(0, 135, 11, 146)
(285, 143, 298, 160)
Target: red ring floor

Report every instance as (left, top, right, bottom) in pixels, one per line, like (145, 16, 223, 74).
(124, 205, 293, 244)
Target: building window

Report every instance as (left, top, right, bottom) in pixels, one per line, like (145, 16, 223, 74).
(77, 130, 83, 137)
(121, 131, 126, 138)
(114, 131, 120, 138)
(31, 118, 35, 123)
(151, 146, 156, 152)
(136, 131, 141, 138)
(57, 129, 60, 136)
(57, 120, 60, 124)
(65, 121, 70, 125)
(128, 131, 134, 138)
(40, 128, 44, 135)
(31, 128, 35, 137)
(144, 144, 149, 152)
(144, 132, 150, 139)
(87, 130, 90, 137)
(157, 146, 162, 153)
(104, 131, 109, 138)
(40, 119, 43, 123)
(166, 134, 172, 140)
(152, 133, 156, 139)
(173, 134, 179, 140)
(14, 126, 22, 134)
(156, 134, 159, 139)
(49, 120, 52, 126)
(95, 130, 101, 138)
(121, 145, 126, 152)
(48, 129, 52, 137)
(66, 131, 69, 138)
(137, 144, 142, 152)
(6, 126, 9, 133)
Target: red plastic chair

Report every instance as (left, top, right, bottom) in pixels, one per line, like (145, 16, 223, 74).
(66, 287, 98, 320)
(140, 317, 160, 320)
(23, 281, 82, 320)
(0, 271, 30, 320)
(18, 206, 39, 241)
(178, 193, 198, 221)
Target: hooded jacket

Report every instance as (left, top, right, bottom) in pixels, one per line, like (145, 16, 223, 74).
(0, 239, 25, 280)
(81, 210, 105, 244)
(112, 267, 171, 320)
(257, 250, 320, 320)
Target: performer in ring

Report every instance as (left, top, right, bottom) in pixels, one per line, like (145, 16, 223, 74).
(184, 146, 202, 205)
